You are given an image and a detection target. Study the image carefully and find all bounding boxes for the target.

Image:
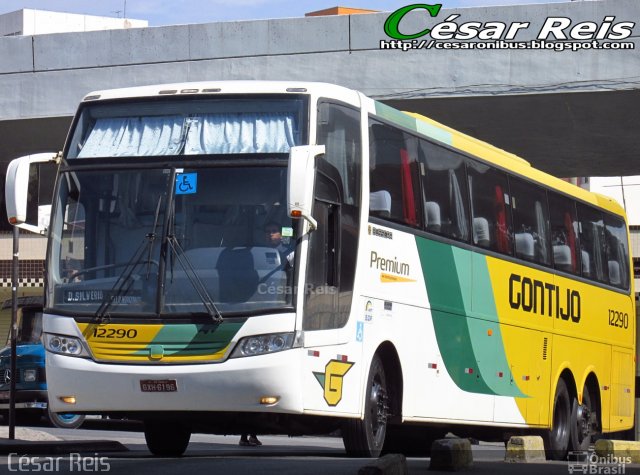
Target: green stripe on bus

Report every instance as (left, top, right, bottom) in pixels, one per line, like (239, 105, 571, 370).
(375, 102, 418, 132)
(414, 119, 453, 145)
(133, 322, 243, 357)
(469, 253, 525, 397)
(374, 101, 453, 145)
(416, 237, 525, 397)
(416, 238, 493, 394)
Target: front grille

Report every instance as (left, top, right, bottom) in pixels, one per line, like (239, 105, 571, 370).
(0, 369, 19, 385)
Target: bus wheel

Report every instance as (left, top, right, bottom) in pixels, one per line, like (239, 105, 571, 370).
(144, 420, 191, 457)
(570, 386, 595, 452)
(544, 378, 571, 460)
(343, 354, 388, 457)
(47, 407, 85, 429)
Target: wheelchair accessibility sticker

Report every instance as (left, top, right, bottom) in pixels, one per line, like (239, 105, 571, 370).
(176, 173, 197, 195)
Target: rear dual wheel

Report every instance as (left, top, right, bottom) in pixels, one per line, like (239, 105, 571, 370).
(545, 379, 599, 460)
(544, 379, 571, 460)
(570, 386, 596, 452)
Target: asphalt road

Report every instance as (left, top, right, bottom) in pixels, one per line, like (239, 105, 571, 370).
(0, 420, 638, 475)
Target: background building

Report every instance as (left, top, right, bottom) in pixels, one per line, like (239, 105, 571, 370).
(0, 8, 147, 37)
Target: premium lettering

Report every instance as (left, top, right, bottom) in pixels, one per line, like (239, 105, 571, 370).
(370, 251, 410, 276)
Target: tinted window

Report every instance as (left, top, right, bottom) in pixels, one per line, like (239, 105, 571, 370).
(419, 141, 469, 241)
(604, 214, 630, 289)
(577, 204, 607, 282)
(369, 120, 421, 228)
(467, 161, 512, 255)
(510, 177, 550, 265)
(317, 102, 361, 206)
(549, 193, 580, 275)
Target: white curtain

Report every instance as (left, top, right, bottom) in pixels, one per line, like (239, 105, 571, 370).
(78, 116, 185, 158)
(78, 112, 297, 157)
(184, 112, 296, 154)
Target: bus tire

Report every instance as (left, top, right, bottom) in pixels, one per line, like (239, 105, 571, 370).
(47, 407, 85, 429)
(544, 378, 571, 460)
(144, 420, 191, 457)
(342, 354, 388, 457)
(570, 385, 595, 452)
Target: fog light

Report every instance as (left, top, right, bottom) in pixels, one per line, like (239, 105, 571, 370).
(260, 396, 280, 405)
(59, 396, 77, 404)
(23, 369, 37, 382)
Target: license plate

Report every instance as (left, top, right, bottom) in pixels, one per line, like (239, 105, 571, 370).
(140, 379, 178, 392)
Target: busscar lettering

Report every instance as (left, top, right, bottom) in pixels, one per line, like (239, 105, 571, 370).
(508, 273, 580, 323)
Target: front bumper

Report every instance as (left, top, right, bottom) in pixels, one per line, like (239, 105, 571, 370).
(0, 390, 48, 410)
(46, 348, 304, 414)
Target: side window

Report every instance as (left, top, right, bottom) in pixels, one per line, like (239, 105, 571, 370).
(419, 141, 469, 241)
(510, 177, 550, 265)
(577, 204, 607, 282)
(548, 193, 580, 275)
(604, 214, 630, 289)
(60, 187, 86, 282)
(467, 160, 512, 255)
(369, 119, 422, 228)
(317, 102, 361, 206)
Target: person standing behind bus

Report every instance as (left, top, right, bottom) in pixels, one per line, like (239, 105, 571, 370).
(239, 433, 262, 446)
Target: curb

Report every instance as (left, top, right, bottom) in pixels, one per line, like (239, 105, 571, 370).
(0, 440, 128, 455)
(504, 435, 546, 463)
(429, 438, 473, 471)
(358, 453, 408, 475)
(594, 439, 640, 464)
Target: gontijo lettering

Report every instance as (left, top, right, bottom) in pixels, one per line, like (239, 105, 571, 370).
(508, 273, 580, 323)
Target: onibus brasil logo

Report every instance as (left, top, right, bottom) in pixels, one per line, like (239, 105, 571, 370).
(382, 3, 635, 51)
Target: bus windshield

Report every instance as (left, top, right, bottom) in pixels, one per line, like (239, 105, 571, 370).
(47, 166, 297, 316)
(66, 96, 306, 158)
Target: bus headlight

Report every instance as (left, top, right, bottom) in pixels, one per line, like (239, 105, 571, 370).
(43, 334, 89, 357)
(23, 369, 37, 382)
(230, 332, 295, 358)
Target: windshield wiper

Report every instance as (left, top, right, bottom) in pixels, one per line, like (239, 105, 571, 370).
(157, 169, 223, 324)
(94, 233, 158, 323)
(166, 231, 223, 323)
(94, 197, 164, 323)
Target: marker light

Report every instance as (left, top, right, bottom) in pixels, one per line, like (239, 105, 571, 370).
(260, 396, 280, 405)
(59, 396, 77, 404)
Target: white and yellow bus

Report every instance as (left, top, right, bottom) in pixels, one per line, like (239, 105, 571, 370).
(5, 81, 635, 459)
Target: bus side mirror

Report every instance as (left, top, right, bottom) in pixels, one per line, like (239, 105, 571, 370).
(287, 145, 324, 232)
(5, 153, 58, 235)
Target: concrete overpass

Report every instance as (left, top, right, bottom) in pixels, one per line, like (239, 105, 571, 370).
(1, 0, 639, 187)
